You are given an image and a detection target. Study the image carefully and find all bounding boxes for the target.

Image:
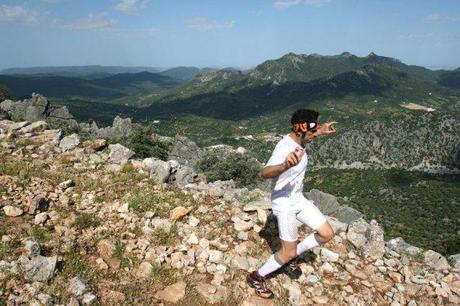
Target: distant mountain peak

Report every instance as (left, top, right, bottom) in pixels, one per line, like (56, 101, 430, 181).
(340, 52, 354, 58)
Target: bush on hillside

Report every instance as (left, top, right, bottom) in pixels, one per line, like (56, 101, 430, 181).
(0, 84, 10, 101)
(195, 149, 263, 188)
(113, 124, 171, 160)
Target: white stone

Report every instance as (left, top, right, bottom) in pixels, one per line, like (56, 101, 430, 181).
(3, 205, 23, 217)
(320, 248, 339, 262)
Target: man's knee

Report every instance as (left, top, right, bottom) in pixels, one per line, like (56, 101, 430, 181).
(317, 222, 334, 243)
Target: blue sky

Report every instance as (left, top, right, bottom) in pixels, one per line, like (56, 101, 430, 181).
(0, 0, 459, 69)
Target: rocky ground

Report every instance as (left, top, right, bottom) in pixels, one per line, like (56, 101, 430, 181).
(1, 119, 460, 306)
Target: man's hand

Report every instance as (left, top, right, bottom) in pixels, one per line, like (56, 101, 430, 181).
(285, 147, 304, 168)
(315, 121, 337, 136)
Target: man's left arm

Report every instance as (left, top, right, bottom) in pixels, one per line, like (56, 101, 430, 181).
(314, 121, 337, 137)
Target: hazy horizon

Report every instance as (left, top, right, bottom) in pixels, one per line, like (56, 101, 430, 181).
(0, 52, 459, 72)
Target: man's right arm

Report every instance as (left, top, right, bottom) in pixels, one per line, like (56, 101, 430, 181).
(261, 161, 290, 179)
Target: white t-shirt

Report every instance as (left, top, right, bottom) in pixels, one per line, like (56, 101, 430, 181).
(265, 134, 308, 203)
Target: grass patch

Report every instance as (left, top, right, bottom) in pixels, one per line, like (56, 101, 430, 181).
(151, 225, 177, 246)
(74, 213, 101, 231)
(126, 187, 171, 216)
(112, 163, 145, 184)
(150, 263, 177, 286)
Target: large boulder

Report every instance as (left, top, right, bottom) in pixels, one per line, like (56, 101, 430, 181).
(108, 144, 135, 164)
(0, 93, 78, 129)
(448, 254, 460, 269)
(305, 189, 363, 223)
(423, 250, 451, 271)
(142, 157, 171, 184)
(386, 237, 422, 255)
(17, 239, 57, 282)
(346, 218, 385, 260)
(170, 165, 198, 187)
(59, 133, 81, 152)
(168, 134, 203, 166)
(88, 116, 133, 139)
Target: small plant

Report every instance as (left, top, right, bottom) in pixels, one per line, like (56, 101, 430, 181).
(151, 225, 177, 246)
(125, 186, 172, 217)
(10, 112, 24, 122)
(195, 149, 263, 188)
(74, 213, 101, 230)
(150, 263, 177, 285)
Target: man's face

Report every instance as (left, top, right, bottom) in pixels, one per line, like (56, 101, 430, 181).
(302, 130, 316, 145)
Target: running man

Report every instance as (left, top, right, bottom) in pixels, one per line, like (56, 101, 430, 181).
(247, 108, 337, 299)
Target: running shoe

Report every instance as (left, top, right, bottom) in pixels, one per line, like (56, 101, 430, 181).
(284, 259, 302, 279)
(247, 271, 274, 299)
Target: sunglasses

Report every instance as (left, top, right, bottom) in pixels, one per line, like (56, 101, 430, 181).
(295, 122, 318, 133)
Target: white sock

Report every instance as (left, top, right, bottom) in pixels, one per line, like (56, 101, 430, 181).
(258, 254, 283, 277)
(297, 233, 321, 255)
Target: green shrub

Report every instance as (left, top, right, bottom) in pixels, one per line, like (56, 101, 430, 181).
(10, 112, 24, 122)
(113, 124, 171, 160)
(0, 84, 9, 101)
(195, 149, 263, 188)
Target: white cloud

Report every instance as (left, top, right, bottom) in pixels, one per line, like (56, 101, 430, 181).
(57, 13, 116, 30)
(273, 0, 331, 9)
(0, 5, 41, 24)
(54, 14, 160, 39)
(115, 0, 150, 16)
(424, 13, 460, 22)
(274, 0, 301, 9)
(185, 17, 235, 32)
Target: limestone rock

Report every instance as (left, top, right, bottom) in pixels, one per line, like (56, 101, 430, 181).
(18, 120, 47, 134)
(306, 189, 363, 223)
(171, 165, 198, 187)
(137, 262, 153, 278)
(386, 237, 422, 255)
(83, 139, 107, 151)
(243, 200, 272, 212)
(3, 205, 23, 217)
(154, 281, 186, 303)
(142, 157, 171, 184)
(59, 133, 80, 152)
(347, 218, 385, 260)
(18, 253, 57, 282)
(423, 250, 451, 271)
(448, 254, 460, 269)
(170, 206, 189, 220)
(168, 134, 203, 166)
(195, 283, 229, 304)
(108, 144, 135, 164)
(97, 239, 121, 269)
(68, 277, 87, 297)
(34, 212, 48, 225)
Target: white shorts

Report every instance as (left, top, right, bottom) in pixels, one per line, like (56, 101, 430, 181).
(271, 193, 327, 242)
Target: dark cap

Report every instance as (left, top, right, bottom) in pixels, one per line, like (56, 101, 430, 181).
(290, 109, 319, 124)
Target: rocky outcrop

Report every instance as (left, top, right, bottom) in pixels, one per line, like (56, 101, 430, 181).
(0, 93, 78, 130)
(308, 114, 460, 172)
(79, 115, 133, 139)
(168, 134, 203, 166)
(305, 189, 363, 223)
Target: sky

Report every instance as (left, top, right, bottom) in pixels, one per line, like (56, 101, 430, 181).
(0, 0, 459, 70)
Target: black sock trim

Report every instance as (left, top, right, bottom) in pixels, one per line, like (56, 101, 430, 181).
(273, 253, 284, 266)
(314, 233, 322, 245)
